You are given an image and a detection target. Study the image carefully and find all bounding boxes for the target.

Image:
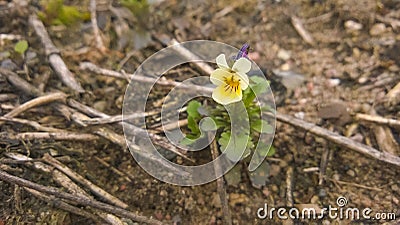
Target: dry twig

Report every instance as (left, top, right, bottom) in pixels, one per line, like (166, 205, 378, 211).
(209, 135, 232, 225)
(29, 15, 84, 93)
(291, 16, 315, 45)
(42, 154, 129, 209)
(276, 112, 400, 167)
(0, 117, 63, 132)
(25, 188, 106, 224)
(2, 132, 99, 141)
(0, 92, 67, 126)
(356, 113, 400, 129)
(90, 0, 106, 52)
(0, 169, 165, 225)
(6, 153, 124, 224)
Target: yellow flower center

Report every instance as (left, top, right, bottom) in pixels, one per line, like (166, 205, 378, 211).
(223, 75, 241, 94)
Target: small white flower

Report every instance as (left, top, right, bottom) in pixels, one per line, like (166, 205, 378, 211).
(210, 54, 251, 105)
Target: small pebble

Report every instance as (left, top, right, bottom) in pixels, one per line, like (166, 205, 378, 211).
(370, 23, 386, 36)
(1, 59, 17, 70)
(277, 49, 291, 61)
(318, 188, 327, 198)
(294, 111, 305, 120)
(345, 20, 363, 31)
(327, 78, 341, 87)
(346, 169, 356, 177)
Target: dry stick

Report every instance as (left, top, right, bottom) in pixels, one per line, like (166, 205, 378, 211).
(0, 92, 67, 126)
(209, 136, 232, 225)
(356, 113, 400, 129)
(0, 68, 74, 120)
(0, 117, 63, 132)
(42, 153, 129, 209)
(291, 16, 315, 46)
(276, 112, 400, 167)
(6, 152, 124, 224)
(29, 15, 84, 93)
(326, 177, 382, 192)
(0, 170, 165, 225)
(89, 0, 106, 52)
(68, 99, 195, 163)
(0, 68, 44, 97)
(25, 188, 106, 224)
(151, 119, 188, 134)
(80, 62, 214, 94)
(319, 147, 331, 185)
(285, 166, 294, 225)
(2, 132, 99, 141)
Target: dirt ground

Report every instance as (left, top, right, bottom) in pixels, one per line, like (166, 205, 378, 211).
(0, 0, 399, 224)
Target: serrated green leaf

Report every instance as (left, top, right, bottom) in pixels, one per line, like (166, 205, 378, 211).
(14, 40, 28, 55)
(187, 100, 201, 119)
(252, 120, 273, 134)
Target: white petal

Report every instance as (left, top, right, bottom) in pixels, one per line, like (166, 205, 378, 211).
(212, 85, 243, 105)
(232, 57, 251, 73)
(210, 68, 231, 86)
(216, 54, 229, 69)
(236, 72, 249, 90)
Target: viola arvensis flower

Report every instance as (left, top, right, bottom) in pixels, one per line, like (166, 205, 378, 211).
(210, 53, 251, 105)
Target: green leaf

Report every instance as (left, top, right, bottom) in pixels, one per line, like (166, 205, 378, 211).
(224, 163, 242, 187)
(249, 77, 269, 96)
(249, 160, 270, 189)
(199, 117, 217, 131)
(187, 100, 201, 119)
(187, 116, 200, 135)
(14, 40, 28, 55)
(257, 143, 275, 158)
(218, 131, 249, 162)
(252, 120, 274, 134)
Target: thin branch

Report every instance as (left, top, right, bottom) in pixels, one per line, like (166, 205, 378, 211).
(291, 16, 315, 46)
(209, 134, 232, 225)
(6, 153, 124, 224)
(0, 92, 67, 126)
(0, 116, 63, 132)
(68, 99, 195, 163)
(80, 62, 214, 94)
(42, 154, 129, 209)
(2, 132, 99, 141)
(25, 188, 106, 224)
(29, 15, 84, 93)
(355, 113, 400, 129)
(0, 169, 165, 225)
(276, 112, 400, 167)
(89, 0, 106, 52)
